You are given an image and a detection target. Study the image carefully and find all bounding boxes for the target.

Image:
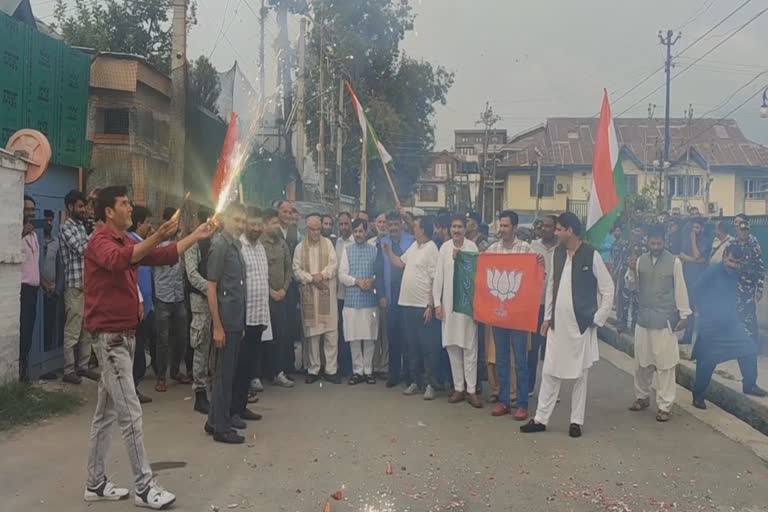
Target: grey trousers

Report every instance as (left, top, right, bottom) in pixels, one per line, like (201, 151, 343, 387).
(155, 300, 189, 379)
(86, 332, 153, 491)
(208, 330, 242, 434)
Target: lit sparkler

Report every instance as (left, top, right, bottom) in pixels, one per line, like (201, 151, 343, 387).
(214, 91, 279, 215)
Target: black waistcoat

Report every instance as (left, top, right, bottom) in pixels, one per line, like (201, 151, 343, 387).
(551, 243, 598, 335)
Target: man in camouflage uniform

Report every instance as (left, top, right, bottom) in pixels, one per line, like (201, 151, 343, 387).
(610, 226, 630, 331)
(734, 218, 765, 345)
(185, 208, 213, 414)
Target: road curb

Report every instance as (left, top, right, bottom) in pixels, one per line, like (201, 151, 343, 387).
(598, 322, 768, 438)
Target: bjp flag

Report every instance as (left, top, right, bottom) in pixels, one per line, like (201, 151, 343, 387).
(473, 253, 544, 333)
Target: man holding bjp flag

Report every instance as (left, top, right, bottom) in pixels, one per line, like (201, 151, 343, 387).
(479, 211, 545, 422)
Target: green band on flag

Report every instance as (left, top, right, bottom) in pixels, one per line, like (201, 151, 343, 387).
(453, 251, 479, 317)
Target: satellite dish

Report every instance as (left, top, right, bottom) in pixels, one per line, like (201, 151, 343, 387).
(5, 130, 52, 184)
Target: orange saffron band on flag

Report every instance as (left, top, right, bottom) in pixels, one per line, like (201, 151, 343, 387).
(592, 90, 620, 214)
(473, 253, 544, 333)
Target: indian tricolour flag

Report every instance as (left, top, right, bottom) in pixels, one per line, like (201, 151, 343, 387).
(586, 90, 625, 246)
(345, 81, 393, 165)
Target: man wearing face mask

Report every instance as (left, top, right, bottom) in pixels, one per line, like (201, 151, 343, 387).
(733, 218, 765, 344)
(626, 225, 690, 422)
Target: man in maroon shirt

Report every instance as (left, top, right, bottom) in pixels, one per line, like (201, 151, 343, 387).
(83, 186, 213, 510)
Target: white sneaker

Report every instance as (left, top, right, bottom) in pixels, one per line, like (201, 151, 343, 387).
(135, 481, 176, 510)
(403, 383, 419, 396)
(423, 385, 436, 401)
(250, 378, 264, 392)
(84, 477, 130, 502)
(274, 372, 295, 388)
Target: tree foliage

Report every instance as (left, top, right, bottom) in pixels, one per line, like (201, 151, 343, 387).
(53, 0, 173, 72)
(189, 56, 221, 114)
(305, 0, 454, 212)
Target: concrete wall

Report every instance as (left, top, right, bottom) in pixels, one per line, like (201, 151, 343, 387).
(0, 154, 26, 384)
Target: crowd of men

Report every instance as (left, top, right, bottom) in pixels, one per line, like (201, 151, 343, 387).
(16, 189, 768, 509)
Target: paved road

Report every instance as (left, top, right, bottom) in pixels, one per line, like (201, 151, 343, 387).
(2, 355, 768, 512)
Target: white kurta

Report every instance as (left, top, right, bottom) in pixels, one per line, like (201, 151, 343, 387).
(338, 248, 380, 341)
(543, 250, 614, 379)
(432, 239, 479, 349)
(625, 255, 691, 370)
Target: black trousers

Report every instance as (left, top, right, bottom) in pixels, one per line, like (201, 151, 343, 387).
(269, 298, 293, 376)
(694, 354, 758, 398)
(133, 311, 155, 387)
(232, 325, 265, 415)
(19, 284, 38, 382)
(338, 299, 352, 376)
(402, 306, 440, 389)
(386, 302, 409, 384)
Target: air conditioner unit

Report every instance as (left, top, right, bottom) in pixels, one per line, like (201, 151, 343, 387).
(707, 202, 718, 214)
(555, 182, 570, 194)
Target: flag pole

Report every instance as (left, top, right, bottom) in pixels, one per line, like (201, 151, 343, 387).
(360, 132, 368, 211)
(381, 160, 400, 205)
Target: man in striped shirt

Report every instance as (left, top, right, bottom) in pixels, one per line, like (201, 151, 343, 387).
(60, 189, 97, 384)
(233, 207, 271, 425)
(486, 210, 540, 421)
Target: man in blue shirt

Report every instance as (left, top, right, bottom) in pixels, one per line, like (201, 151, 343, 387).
(375, 210, 414, 388)
(128, 205, 154, 404)
(692, 244, 767, 409)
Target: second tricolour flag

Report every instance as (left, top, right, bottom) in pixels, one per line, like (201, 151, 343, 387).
(586, 90, 625, 246)
(345, 81, 393, 165)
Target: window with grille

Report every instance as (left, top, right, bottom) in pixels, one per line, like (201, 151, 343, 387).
(625, 175, 638, 195)
(529, 175, 555, 197)
(419, 184, 439, 202)
(667, 175, 702, 198)
(103, 109, 130, 135)
(744, 178, 768, 199)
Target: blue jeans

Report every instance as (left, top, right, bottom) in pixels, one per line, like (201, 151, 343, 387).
(493, 327, 529, 409)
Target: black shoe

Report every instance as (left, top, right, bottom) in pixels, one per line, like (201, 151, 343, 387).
(744, 385, 768, 398)
(324, 373, 341, 384)
(692, 396, 707, 409)
(305, 374, 320, 384)
(385, 379, 399, 389)
(194, 390, 210, 414)
(348, 374, 364, 385)
(205, 422, 235, 436)
(569, 423, 582, 438)
(240, 408, 263, 421)
(231, 415, 247, 429)
(213, 431, 245, 444)
(520, 420, 546, 434)
(366, 375, 377, 385)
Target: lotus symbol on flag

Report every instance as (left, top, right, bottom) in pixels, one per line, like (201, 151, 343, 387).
(487, 268, 523, 317)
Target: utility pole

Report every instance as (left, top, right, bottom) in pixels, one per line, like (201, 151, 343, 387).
(258, 0, 266, 100)
(659, 29, 681, 163)
(336, 79, 344, 212)
(168, 0, 187, 206)
(295, 17, 307, 180)
(534, 147, 543, 219)
(317, 0, 326, 201)
(476, 102, 501, 223)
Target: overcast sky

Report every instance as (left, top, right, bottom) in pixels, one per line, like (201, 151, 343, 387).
(35, 0, 768, 149)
